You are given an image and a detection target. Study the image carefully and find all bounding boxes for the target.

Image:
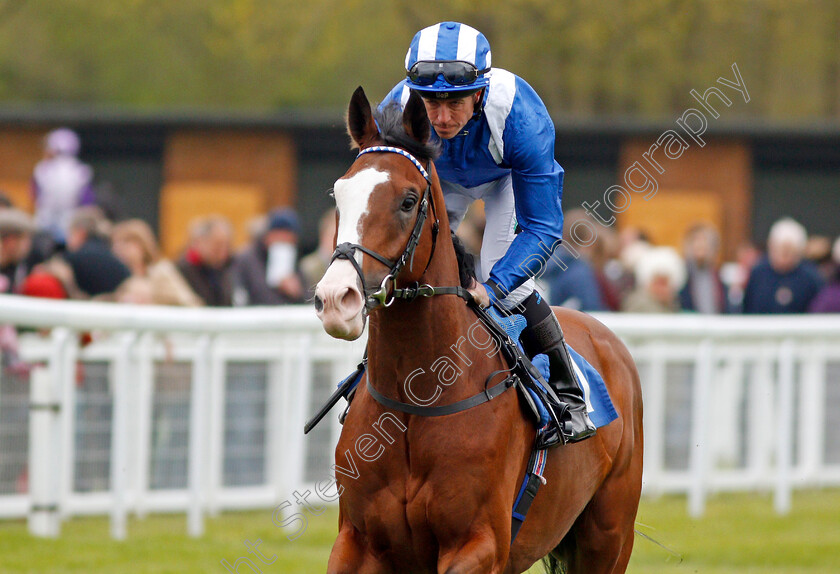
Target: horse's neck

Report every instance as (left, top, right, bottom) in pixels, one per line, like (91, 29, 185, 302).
(366, 250, 492, 401)
(367, 294, 478, 393)
(368, 290, 469, 353)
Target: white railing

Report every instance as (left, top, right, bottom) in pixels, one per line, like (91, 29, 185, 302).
(1, 294, 839, 539)
(0, 295, 364, 540)
(600, 313, 840, 517)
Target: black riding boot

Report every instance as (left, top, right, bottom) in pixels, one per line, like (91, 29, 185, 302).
(517, 292, 596, 446)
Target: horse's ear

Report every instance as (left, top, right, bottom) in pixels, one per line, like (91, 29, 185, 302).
(403, 90, 430, 144)
(347, 86, 378, 149)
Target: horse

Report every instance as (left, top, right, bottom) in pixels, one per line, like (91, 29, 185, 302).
(312, 86, 643, 574)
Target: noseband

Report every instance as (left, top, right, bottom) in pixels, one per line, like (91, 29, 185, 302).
(330, 146, 441, 311)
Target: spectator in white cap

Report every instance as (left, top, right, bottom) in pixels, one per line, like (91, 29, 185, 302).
(743, 217, 823, 313)
(31, 128, 96, 244)
(621, 246, 686, 313)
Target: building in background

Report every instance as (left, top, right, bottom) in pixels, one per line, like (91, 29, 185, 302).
(0, 110, 838, 264)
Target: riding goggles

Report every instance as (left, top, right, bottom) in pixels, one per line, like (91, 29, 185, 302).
(406, 60, 490, 87)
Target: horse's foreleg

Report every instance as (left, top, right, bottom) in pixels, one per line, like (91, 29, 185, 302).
(326, 526, 383, 574)
(563, 446, 643, 573)
(437, 530, 508, 574)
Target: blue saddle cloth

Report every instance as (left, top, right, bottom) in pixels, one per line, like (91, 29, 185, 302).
(486, 308, 618, 429)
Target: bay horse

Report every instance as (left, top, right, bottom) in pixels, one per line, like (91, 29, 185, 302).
(313, 86, 643, 574)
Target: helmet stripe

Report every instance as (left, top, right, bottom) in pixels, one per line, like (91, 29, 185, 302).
(434, 22, 461, 61)
(456, 24, 478, 66)
(399, 84, 411, 107)
(404, 45, 414, 70)
(416, 23, 441, 62)
(477, 33, 491, 69)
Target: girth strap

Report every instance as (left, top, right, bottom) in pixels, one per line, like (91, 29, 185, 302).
(365, 374, 517, 417)
(510, 446, 548, 542)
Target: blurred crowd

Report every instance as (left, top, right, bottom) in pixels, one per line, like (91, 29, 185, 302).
(0, 128, 337, 314)
(2, 128, 839, 321)
(457, 206, 840, 317)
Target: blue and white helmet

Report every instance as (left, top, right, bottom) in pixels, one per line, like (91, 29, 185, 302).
(404, 22, 492, 97)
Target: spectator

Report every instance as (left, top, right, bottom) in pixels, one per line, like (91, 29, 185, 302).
(583, 223, 623, 311)
(608, 227, 652, 306)
(809, 236, 840, 313)
(32, 128, 96, 244)
(742, 218, 823, 314)
(111, 219, 202, 306)
(299, 208, 336, 300)
(176, 215, 234, 307)
(621, 246, 686, 313)
(719, 241, 761, 312)
(0, 209, 36, 294)
(679, 222, 729, 314)
(20, 270, 69, 300)
(232, 208, 305, 306)
(63, 207, 130, 298)
(114, 276, 155, 305)
(540, 209, 606, 311)
(22, 253, 83, 300)
(805, 235, 836, 282)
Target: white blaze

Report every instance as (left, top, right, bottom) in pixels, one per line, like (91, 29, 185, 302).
(319, 167, 390, 294)
(315, 167, 390, 340)
(333, 167, 390, 256)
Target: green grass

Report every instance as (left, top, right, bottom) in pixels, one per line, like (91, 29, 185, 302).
(1, 490, 839, 573)
(625, 489, 840, 574)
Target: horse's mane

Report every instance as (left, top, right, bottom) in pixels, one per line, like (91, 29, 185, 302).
(373, 102, 441, 162)
(451, 232, 477, 289)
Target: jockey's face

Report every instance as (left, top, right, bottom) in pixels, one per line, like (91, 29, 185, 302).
(422, 92, 481, 139)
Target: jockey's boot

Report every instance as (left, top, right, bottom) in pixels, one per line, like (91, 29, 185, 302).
(518, 294, 596, 446)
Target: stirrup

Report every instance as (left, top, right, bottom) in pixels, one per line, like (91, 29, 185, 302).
(535, 402, 595, 449)
(535, 401, 568, 449)
(563, 406, 596, 443)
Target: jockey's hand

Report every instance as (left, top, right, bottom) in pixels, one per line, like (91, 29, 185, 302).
(467, 280, 491, 308)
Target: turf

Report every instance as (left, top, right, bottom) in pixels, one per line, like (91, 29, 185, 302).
(0, 490, 838, 573)
(624, 489, 840, 574)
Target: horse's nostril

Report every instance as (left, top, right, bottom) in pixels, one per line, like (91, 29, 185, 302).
(340, 287, 362, 311)
(314, 294, 324, 312)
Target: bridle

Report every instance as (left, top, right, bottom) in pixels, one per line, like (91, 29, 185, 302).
(323, 146, 522, 429)
(330, 145, 460, 312)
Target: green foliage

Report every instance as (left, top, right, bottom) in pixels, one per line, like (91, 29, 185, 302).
(0, 0, 837, 118)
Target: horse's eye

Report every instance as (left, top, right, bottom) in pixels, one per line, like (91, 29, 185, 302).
(401, 196, 418, 212)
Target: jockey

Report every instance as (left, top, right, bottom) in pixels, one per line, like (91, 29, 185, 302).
(381, 22, 595, 444)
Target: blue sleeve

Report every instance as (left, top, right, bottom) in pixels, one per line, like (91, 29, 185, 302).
(486, 77, 564, 300)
